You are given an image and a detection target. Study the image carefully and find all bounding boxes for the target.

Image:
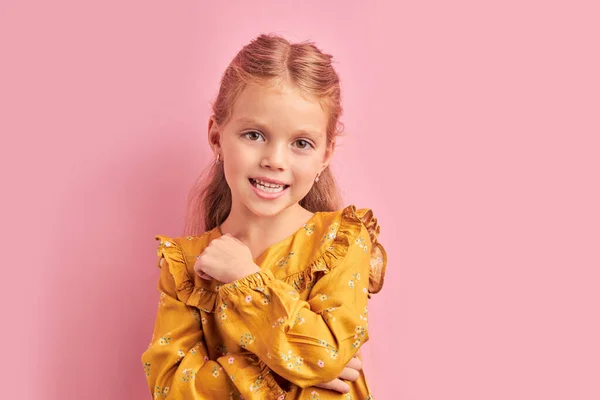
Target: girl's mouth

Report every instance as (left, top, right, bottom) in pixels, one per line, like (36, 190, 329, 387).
(249, 178, 290, 198)
(249, 178, 289, 192)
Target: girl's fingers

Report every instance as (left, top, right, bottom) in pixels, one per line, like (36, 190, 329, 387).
(198, 272, 212, 280)
(314, 379, 350, 394)
(314, 360, 363, 393)
(345, 356, 363, 371)
(338, 366, 360, 382)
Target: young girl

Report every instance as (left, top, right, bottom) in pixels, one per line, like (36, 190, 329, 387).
(141, 33, 388, 400)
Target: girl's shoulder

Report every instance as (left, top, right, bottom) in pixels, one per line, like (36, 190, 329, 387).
(313, 204, 385, 254)
(270, 204, 387, 296)
(306, 204, 383, 237)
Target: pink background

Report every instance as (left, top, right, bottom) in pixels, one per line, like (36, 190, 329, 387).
(2, 0, 599, 399)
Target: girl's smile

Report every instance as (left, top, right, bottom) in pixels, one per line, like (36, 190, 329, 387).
(249, 177, 290, 199)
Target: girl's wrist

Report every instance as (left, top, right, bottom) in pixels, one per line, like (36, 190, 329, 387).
(230, 263, 261, 283)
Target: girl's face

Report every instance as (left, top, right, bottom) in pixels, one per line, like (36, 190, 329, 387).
(209, 82, 334, 218)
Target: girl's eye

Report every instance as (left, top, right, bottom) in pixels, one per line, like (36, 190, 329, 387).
(243, 131, 264, 141)
(295, 139, 314, 150)
(243, 131, 313, 150)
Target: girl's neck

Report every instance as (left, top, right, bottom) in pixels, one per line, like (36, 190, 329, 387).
(218, 203, 314, 260)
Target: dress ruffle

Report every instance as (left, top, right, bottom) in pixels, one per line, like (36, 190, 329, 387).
(155, 235, 219, 313)
(155, 204, 388, 313)
(354, 208, 388, 295)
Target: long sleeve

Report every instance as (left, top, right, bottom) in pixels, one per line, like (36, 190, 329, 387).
(217, 224, 374, 389)
(141, 240, 286, 400)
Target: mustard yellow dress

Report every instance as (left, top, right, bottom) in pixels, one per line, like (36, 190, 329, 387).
(141, 204, 388, 400)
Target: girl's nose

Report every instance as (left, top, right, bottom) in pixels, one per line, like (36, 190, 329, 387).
(260, 145, 287, 170)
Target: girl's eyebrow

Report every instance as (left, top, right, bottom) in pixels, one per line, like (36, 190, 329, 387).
(235, 116, 324, 139)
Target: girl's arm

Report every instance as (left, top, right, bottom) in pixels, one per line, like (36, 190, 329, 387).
(141, 248, 286, 400)
(217, 225, 380, 389)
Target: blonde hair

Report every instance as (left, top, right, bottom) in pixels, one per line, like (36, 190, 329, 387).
(184, 33, 346, 236)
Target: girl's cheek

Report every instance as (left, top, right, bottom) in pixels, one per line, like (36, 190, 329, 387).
(292, 160, 318, 178)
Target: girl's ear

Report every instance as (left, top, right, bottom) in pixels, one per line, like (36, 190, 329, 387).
(207, 116, 222, 156)
(321, 138, 336, 171)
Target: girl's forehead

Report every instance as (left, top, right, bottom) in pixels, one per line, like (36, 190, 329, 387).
(231, 84, 327, 129)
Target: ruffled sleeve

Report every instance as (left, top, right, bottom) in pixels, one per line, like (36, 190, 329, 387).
(154, 236, 221, 313)
(215, 205, 381, 389)
(141, 236, 286, 400)
(354, 208, 388, 296)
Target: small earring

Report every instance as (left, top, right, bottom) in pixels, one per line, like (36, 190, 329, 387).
(215, 154, 221, 165)
(315, 173, 320, 183)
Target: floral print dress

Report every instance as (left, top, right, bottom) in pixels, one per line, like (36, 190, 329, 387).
(141, 204, 388, 399)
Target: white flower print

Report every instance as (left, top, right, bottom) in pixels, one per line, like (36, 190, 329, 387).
(158, 292, 166, 307)
(272, 317, 286, 328)
(329, 348, 339, 359)
(352, 325, 367, 348)
(153, 386, 169, 399)
(355, 236, 368, 252)
(276, 251, 295, 269)
(158, 333, 172, 345)
(349, 272, 361, 288)
(293, 312, 305, 326)
(321, 222, 339, 243)
(303, 223, 315, 235)
(323, 307, 337, 322)
(181, 368, 196, 382)
(239, 333, 255, 348)
(280, 349, 304, 371)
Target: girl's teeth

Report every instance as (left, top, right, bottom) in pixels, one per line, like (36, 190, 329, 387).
(251, 179, 286, 193)
(258, 184, 283, 193)
(253, 179, 283, 188)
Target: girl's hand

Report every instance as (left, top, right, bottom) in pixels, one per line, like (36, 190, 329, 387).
(315, 350, 363, 394)
(194, 233, 260, 284)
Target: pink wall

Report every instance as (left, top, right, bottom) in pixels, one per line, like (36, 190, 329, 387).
(2, 0, 599, 399)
